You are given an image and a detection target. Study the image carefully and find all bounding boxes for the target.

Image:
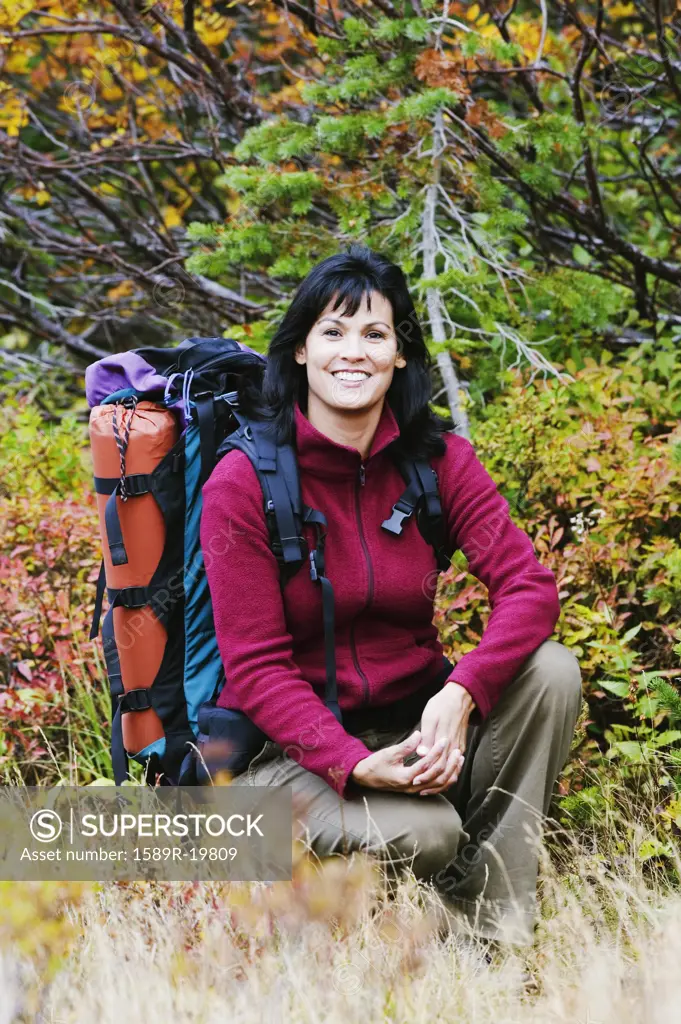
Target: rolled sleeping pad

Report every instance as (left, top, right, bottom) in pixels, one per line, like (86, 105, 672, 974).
(89, 401, 180, 763)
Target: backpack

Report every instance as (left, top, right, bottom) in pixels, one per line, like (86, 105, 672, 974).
(85, 336, 453, 787)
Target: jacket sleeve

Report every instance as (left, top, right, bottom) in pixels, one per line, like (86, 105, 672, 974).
(437, 433, 561, 718)
(199, 450, 372, 798)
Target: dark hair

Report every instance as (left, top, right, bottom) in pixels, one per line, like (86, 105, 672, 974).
(239, 244, 449, 460)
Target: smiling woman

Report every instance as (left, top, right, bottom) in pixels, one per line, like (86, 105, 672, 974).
(293, 289, 406, 456)
(200, 243, 582, 946)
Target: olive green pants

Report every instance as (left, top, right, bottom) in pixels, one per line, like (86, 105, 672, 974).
(230, 639, 582, 944)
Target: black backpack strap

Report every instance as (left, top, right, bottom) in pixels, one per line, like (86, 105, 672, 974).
(383, 455, 452, 573)
(301, 505, 340, 722)
(90, 559, 107, 641)
(217, 416, 308, 570)
(93, 473, 153, 568)
(216, 417, 341, 723)
(195, 391, 216, 488)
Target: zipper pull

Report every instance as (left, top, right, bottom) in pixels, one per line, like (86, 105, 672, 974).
(359, 462, 366, 487)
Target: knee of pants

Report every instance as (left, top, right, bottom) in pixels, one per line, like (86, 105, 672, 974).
(524, 639, 583, 717)
(387, 804, 463, 881)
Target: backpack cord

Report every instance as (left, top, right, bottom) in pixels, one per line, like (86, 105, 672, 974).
(181, 367, 195, 422)
(111, 397, 138, 501)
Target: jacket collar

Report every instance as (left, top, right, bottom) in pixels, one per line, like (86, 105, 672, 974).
(293, 398, 401, 479)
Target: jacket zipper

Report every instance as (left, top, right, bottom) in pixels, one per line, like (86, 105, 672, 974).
(350, 459, 373, 704)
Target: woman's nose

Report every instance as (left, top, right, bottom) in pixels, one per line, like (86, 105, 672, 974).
(340, 335, 367, 358)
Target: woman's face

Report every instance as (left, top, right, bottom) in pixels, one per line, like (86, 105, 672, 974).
(294, 290, 406, 413)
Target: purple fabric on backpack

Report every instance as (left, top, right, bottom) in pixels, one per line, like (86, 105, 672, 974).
(85, 352, 168, 408)
(85, 342, 264, 432)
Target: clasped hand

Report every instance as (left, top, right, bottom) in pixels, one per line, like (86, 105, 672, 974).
(350, 682, 475, 797)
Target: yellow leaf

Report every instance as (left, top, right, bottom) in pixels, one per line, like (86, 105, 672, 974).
(162, 205, 182, 228)
(225, 193, 241, 214)
(5, 50, 31, 74)
(197, 23, 230, 46)
(465, 3, 480, 20)
(101, 84, 124, 102)
(196, 11, 234, 46)
(0, 0, 33, 28)
(34, 189, 50, 205)
(107, 280, 135, 301)
(610, 2, 637, 16)
(0, 95, 28, 135)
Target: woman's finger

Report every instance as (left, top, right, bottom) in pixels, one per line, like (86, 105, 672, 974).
(418, 749, 464, 796)
(411, 745, 454, 782)
(408, 736, 447, 777)
(417, 745, 458, 790)
(416, 727, 437, 754)
(411, 740, 455, 787)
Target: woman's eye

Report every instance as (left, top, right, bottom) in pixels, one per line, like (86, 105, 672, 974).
(323, 329, 385, 340)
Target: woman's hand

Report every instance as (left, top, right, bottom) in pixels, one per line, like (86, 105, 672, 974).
(350, 682, 475, 794)
(351, 729, 450, 791)
(406, 682, 475, 796)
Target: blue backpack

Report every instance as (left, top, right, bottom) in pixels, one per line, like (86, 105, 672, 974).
(86, 337, 452, 786)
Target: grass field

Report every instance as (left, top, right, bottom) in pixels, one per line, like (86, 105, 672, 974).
(1, 795, 679, 1024)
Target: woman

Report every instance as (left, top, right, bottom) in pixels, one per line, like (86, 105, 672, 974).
(200, 244, 582, 945)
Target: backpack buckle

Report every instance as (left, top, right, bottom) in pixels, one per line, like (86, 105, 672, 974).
(381, 499, 415, 536)
(309, 545, 327, 580)
(118, 688, 154, 713)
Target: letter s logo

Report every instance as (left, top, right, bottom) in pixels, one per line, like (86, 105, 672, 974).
(29, 809, 63, 843)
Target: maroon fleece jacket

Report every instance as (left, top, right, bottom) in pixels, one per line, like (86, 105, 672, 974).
(200, 398, 560, 798)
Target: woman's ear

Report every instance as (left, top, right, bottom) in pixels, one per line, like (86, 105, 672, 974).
(395, 354, 407, 369)
(294, 344, 306, 366)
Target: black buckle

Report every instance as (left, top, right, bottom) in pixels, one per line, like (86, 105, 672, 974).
(118, 688, 153, 713)
(120, 473, 151, 496)
(381, 499, 415, 536)
(117, 586, 148, 609)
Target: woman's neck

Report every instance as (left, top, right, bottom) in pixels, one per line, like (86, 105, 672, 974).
(304, 391, 384, 460)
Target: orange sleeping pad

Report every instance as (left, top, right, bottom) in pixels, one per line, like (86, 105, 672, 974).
(89, 401, 179, 761)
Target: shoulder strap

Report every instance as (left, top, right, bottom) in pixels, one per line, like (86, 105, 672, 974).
(215, 414, 342, 724)
(216, 412, 308, 579)
(382, 454, 452, 573)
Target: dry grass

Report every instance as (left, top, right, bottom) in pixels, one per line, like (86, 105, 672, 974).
(2, 813, 681, 1024)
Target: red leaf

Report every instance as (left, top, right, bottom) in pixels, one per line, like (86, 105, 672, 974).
(9, 545, 31, 557)
(14, 660, 33, 682)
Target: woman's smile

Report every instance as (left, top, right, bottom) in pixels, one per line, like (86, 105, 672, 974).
(330, 369, 372, 386)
